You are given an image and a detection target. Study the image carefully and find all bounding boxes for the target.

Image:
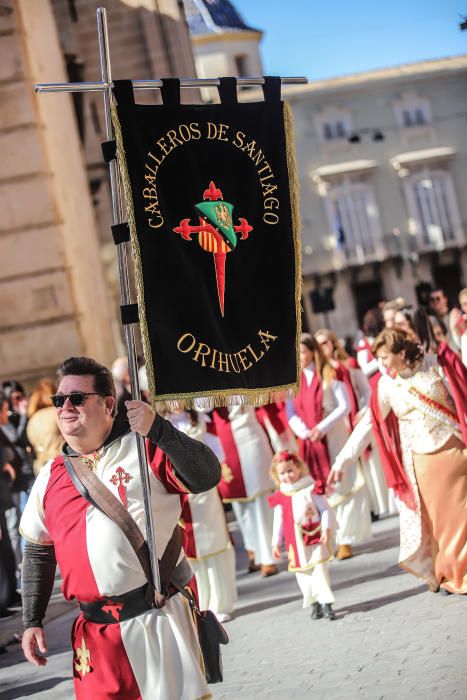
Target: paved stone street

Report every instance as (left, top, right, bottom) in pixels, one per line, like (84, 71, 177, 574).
(0, 516, 465, 699)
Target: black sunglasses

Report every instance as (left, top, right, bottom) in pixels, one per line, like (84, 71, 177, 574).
(50, 392, 107, 408)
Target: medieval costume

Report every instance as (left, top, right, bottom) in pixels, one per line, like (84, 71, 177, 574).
(211, 406, 276, 572)
(269, 474, 336, 608)
(168, 411, 237, 622)
(20, 415, 221, 699)
(357, 336, 380, 384)
(346, 357, 397, 517)
(333, 354, 467, 594)
(255, 403, 297, 454)
(287, 364, 371, 549)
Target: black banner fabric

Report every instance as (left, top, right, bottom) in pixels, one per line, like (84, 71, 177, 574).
(112, 78, 301, 406)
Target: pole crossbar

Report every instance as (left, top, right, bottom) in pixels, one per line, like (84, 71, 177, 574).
(35, 76, 308, 94)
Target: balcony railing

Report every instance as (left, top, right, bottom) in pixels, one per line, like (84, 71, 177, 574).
(301, 225, 467, 276)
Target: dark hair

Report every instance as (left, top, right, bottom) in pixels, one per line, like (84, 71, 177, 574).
(362, 308, 384, 337)
(395, 306, 436, 352)
(343, 335, 357, 359)
(372, 329, 424, 368)
(0, 390, 8, 408)
(410, 308, 436, 352)
(187, 410, 199, 426)
(1, 380, 25, 403)
(57, 357, 117, 417)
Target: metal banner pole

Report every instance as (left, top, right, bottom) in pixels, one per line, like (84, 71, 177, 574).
(36, 75, 309, 93)
(96, 7, 161, 592)
(34, 5, 308, 593)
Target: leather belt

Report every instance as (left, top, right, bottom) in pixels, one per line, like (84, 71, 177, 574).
(79, 583, 177, 624)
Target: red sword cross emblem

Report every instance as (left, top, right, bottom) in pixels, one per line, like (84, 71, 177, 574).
(109, 467, 133, 508)
(173, 181, 253, 316)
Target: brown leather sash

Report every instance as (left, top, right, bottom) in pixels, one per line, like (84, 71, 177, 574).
(64, 454, 182, 608)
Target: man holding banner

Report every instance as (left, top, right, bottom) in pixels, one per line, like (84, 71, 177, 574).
(19, 356, 220, 699)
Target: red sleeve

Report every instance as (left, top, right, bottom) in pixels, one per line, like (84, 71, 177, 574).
(146, 441, 190, 495)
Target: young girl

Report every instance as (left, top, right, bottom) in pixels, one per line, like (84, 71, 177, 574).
(268, 451, 337, 620)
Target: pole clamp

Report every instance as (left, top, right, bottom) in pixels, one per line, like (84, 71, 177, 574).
(111, 222, 131, 245)
(101, 140, 117, 162)
(120, 304, 139, 325)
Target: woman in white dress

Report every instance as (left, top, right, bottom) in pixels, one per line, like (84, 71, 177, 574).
(329, 329, 467, 594)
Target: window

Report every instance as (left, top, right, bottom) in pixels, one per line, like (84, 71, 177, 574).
(314, 108, 352, 144)
(324, 181, 383, 261)
(404, 170, 460, 248)
(234, 55, 249, 77)
(322, 120, 348, 140)
(394, 94, 431, 128)
(402, 107, 427, 127)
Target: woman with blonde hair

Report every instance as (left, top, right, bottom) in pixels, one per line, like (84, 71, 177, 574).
(315, 329, 361, 425)
(286, 334, 371, 560)
(26, 379, 62, 475)
(329, 329, 467, 594)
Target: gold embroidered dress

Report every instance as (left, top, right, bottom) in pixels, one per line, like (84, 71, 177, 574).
(334, 354, 466, 593)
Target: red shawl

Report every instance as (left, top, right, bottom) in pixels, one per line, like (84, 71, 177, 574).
(370, 380, 417, 511)
(293, 371, 331, 495)
(437, 342, 467, 445)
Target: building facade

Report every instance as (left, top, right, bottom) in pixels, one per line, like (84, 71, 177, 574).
(285, 56, 467, 337)
(0, 0, 197, 385)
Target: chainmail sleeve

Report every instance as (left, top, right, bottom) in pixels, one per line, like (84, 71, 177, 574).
(21, 541, 57, 629)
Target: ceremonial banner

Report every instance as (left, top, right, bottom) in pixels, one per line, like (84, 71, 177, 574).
(112, 77, 301, 406)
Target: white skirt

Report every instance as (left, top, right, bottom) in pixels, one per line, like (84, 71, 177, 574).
(191, 545, 237, 616)
(120, 594, 211, 700)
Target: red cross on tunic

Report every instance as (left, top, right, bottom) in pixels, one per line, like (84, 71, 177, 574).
(109, 467, 133, 508)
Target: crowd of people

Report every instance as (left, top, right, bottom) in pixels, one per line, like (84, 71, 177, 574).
(0, 284, 465, 697)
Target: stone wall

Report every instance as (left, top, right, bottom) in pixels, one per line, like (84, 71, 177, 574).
(0, 0, 116, 384)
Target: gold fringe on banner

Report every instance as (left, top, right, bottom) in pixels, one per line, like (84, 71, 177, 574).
(112, 99, 302, 410)
(284, 100, 303, 393)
